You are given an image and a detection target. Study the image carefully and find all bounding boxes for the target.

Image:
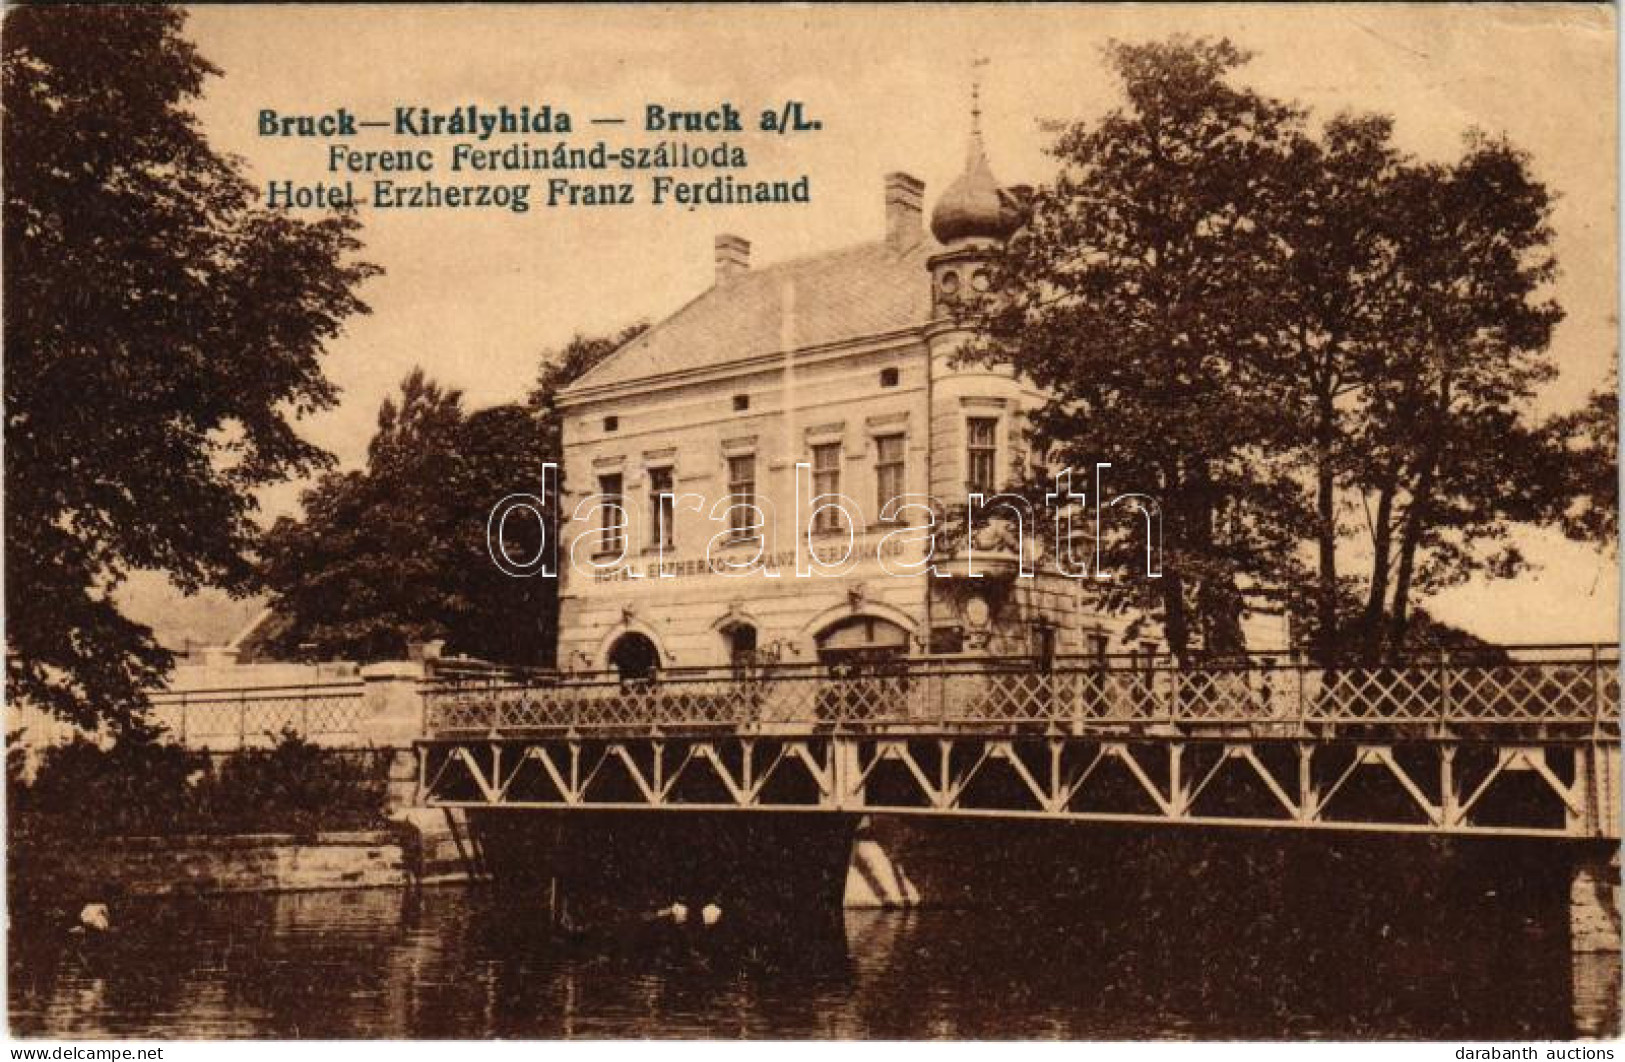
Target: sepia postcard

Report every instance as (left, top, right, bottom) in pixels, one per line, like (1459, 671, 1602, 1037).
(3, 3, 1620, 1050)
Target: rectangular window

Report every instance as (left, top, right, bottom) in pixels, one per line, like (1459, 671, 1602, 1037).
(1036, 624, 1058, 670)
(812, 442, 842, 532)
(1086, 632, 1110, 668)
(874, 434, 906, 521)
(966, 417, 998, 495)
(727, 454, 756, 540)
(598, 473, 624, 554)
(648, 467, 674, 550)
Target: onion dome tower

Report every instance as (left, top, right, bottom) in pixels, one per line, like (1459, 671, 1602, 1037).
(930, 87, 1021, 248)
(927, 81, 1020, 312)
(923, 74, 1032, 647)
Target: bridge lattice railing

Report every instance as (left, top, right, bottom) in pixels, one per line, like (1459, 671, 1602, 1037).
(144, 684, 367, 749)
(422, 647, 1621, 737)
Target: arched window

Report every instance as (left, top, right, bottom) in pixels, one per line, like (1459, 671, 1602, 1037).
(725, 623, 757, 660)
(722, 622, 759, 678)
(607, 632, 660, 682)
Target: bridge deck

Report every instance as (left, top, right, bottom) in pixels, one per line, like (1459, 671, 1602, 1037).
(417, 650, 1621, 840)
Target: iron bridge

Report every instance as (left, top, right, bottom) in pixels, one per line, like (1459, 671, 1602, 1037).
(417, 647, 1622, 841)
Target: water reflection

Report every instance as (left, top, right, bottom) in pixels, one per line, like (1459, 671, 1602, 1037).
(9, 882, 1617, 1039)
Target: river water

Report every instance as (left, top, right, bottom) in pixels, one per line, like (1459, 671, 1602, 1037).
(9, 876, 1620, 1039)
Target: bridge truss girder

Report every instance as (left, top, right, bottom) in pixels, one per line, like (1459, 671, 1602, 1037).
(417, 734, 1621, 841)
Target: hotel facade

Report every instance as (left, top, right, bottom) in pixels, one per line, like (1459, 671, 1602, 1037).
(552, 126, 1201, 679)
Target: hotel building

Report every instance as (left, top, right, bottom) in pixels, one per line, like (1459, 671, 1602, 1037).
(552, 121, 1177, 679)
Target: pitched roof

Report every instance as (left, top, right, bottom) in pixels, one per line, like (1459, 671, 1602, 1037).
(562, 237, 938, 396)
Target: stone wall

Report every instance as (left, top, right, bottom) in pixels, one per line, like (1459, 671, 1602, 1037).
(19, 831, 413, 900)
(13, 810, 479, 906)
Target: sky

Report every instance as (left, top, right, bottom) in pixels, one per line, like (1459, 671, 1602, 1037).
(152, 3, 1618, 645)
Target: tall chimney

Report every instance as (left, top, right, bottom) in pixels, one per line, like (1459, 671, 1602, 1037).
(714, 233, 750, 283)
(884, 172, 924, 250)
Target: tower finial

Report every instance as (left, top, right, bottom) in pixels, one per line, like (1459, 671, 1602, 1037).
(971, 55, 989, 139)
(930, 53, 1015, 245)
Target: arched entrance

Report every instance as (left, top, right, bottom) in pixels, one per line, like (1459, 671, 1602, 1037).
(607, 631, 660, 682)
(815, 615, 910, 678)
(814, 615, 911, 722)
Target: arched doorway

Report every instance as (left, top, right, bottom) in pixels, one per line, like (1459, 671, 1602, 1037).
(607, 632, 660, 682)
(815, 615, 910, 677)
(814, 615, 911, 722)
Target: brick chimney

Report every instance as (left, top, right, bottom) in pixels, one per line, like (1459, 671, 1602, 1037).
(884, 172, 924, 250)
(714, 233, 750, 283)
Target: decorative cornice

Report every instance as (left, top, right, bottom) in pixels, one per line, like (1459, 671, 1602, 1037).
(556, 328, 927, 410)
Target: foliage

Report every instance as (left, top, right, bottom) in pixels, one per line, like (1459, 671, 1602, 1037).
(453, 404, 570, 665)
(16, 729, 386, 836)
(977, 36, 1577, 661)
(6, 728, 31, 815)
(1544, 370, 1619, 551)
(3, 7, 377, 729)
(262, 370, 487, 662)
(1281, 588, 1510, 664)
(1317, 136, 1561, 657)
(261, 325, 646, 667)
(198, 728, 387, 834)
(24, 730, 207, 836)
(974, 38, 1310, 661)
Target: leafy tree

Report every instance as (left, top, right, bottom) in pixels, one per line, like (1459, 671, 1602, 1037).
(976, 38, 1308, 661)
(1545, 368, 1618, 551)
(261, 323, 644, 666)
(262, 370, 551, 663)
(260, 371, 461, 662)
(1263, 119, 1562, 657)
(5, 729, 29, 816)
(1333, 140, 1561, 655)
(1259, 114, 1410, 656)
(3, 7, 375, 728)
(981, 36, 1573, 660)
(452, 404, 565, 664)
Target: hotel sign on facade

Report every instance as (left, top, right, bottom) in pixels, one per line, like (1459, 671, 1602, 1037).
(592, 532, 917, 584)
